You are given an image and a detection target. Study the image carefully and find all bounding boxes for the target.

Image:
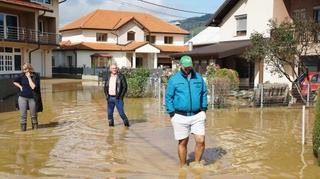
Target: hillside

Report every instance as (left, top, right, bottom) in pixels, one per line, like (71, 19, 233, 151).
(172, 14, 212, 41)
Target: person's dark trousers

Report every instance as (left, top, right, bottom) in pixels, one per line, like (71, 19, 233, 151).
(107, 96, 130, 127)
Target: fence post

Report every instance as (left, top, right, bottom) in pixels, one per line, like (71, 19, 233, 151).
(211, 84, 214, 109)
(162, 84, 166, 108)
(260, 83, 264, 108)
(302, 105, 305, 145)
(307, 82, 310, 107)
(158, 77, 161, 102)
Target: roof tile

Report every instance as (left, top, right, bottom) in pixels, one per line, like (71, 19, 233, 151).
(61, 9, 189, 35)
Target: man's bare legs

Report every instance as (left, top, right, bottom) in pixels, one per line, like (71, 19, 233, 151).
(178, 137, 189, 167)
(194, 134, 205, 163)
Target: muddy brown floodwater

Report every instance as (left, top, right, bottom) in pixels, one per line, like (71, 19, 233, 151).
(0, 79, 319, 179)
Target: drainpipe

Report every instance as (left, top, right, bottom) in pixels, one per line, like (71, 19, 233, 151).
(112, 18, 123, 45)
(73, 49, 77, 74)
(29, 11, 46, 63)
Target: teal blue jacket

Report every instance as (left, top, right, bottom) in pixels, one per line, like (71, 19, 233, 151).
(165, 70, 208, 116)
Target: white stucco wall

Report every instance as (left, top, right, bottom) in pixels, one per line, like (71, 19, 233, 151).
(254, 60, 293, 87)
(70, 51, 129, 68)
(61, 29, 117, 43)
(154, 34, 185, 45)
(31, 48, 52, 78)
(219, 0, 274, 42)
(135, 44, 160, 53)
(117, 21, 145, 44)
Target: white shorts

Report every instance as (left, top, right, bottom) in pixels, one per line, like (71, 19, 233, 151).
(171, 111, 206, 140)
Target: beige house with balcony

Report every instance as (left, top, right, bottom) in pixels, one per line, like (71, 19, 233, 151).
(0, 0, 60, 78)
(53, 9, 189, 70)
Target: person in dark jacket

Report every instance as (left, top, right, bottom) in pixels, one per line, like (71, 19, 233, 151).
(13, 63, 43, 131)
(165, 55, 208, 168)
(104, 64, 130, 127)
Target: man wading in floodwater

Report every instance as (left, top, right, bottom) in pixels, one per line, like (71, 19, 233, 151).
(104, 64, 130, 127)
(165, 55, 208, 168)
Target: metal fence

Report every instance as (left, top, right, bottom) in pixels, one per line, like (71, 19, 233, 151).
(0, 25, 60, 45)
(52, 67, 83, 75)
(149, 79, 314, 110)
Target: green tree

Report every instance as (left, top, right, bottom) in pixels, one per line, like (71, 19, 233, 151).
(244, 19, 320, 102)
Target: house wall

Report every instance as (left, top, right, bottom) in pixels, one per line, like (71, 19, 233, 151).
(54, 50, 130, 68)
(117, 21, 145, 44)
(62, 29, 118, 43)
(219, 0, 274, 41)
(286, 0, 320, 19)
(154, 34, 185, 45)
(273, 0, 290, 22)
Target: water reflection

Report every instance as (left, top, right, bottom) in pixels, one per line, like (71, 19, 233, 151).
(0, 79, 319, 178)
(106, 128, 128, 164)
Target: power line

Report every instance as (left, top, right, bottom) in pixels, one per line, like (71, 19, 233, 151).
(110, 0, 188, 19)
(136, 0, 211, 15)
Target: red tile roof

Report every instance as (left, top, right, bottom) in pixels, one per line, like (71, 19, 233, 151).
(59, 41, 187, 53)
(0, 0, 52, 11)
(155, 45, 188, 53)
(60, 9, 189, 35)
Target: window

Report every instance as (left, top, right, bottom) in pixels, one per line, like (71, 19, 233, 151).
(31, 0, 51, 4)
(0, 14, 3, 39)
(14, 55, 21, 71)
(38, 20, 44, 34)
(146, 35, 156, 44)
(96, 33, 108, 42)
(6, 15, 18, 40)
(0, 14, 18, 40)
(52, 56, 55, 67)
(67, 56, 72, 67)
(136, 57, 143, 68)
(127, 31, 135, 41)
(314, 8, 320, 41)
(293, 9, 306, 21)
(164, 36, 173, 44)
(0, 47, 21, 72)
(235, 14, 247, 36)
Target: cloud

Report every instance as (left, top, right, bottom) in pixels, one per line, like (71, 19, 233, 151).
(59, 0, 181, 27)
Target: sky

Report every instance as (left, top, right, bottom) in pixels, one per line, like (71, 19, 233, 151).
(59, 0, 225, 27)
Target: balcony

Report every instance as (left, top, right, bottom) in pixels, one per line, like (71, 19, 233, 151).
(0, 25, 60, 45)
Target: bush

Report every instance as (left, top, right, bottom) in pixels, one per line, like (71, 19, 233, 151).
(120, 68, 150, 98)
(206, 64, 239, 107)
(313, 89, 320, 161)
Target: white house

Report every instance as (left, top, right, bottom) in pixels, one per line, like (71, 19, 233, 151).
(177, 0, 291, 88)
(53, 9, 189, 70)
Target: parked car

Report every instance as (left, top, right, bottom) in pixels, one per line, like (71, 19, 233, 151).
(295, 72, 320, 99)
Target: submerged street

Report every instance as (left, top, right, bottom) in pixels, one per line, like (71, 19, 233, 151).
(0, 79, 319, 179)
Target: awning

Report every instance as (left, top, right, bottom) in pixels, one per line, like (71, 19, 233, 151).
(171, 40, 251, 59)
(90, 53, 113, 58)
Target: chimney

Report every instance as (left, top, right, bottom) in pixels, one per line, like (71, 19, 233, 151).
(188, 41, 193, 51)
(173, 21, 181, 27)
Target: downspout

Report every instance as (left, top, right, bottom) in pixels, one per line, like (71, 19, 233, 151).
(73, 49, 77, 73)
(112, 18, 123, 45)
(29, 11, 46, 63)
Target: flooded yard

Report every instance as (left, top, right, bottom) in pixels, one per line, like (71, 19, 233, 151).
(0, 79, 319, 178)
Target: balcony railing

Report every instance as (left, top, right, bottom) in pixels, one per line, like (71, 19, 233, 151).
(0, 25, 60, 45)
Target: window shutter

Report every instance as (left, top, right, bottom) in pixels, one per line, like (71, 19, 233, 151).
(236, 15, 247, 32)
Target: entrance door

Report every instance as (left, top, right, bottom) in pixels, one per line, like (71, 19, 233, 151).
(6, 15, 18, 40)
(136, 57, 143, 68)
